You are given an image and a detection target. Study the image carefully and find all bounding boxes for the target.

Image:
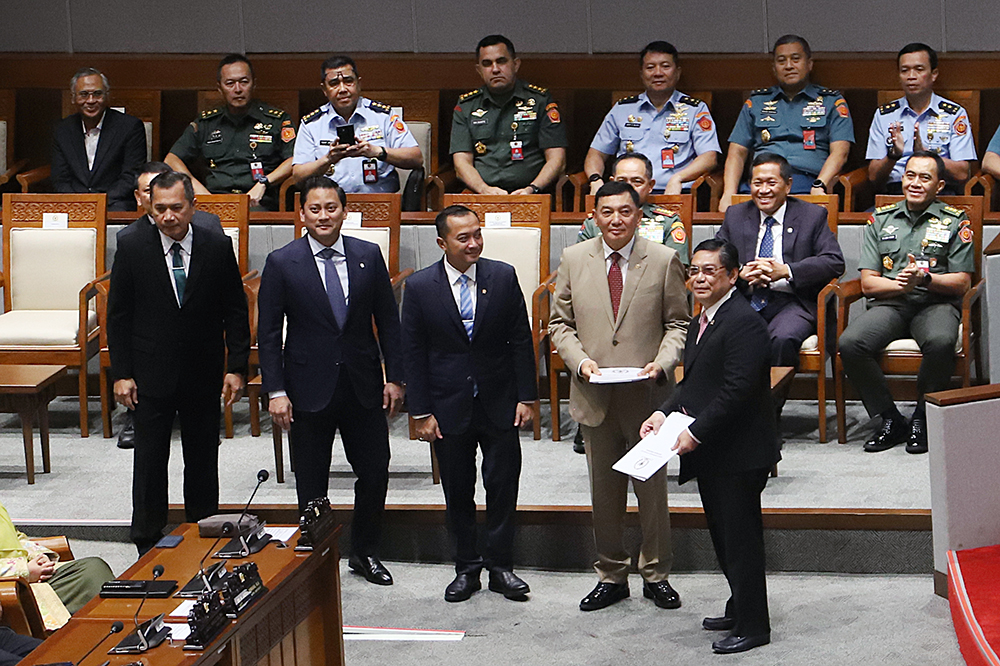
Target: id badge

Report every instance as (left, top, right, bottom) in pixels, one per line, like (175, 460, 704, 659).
(250, 161, 264, 181)
(914, 253, 930, 274)
(362, 158, 379, 184)
(802, 129, 816, 150)
(510, 141, 524, 161)
(661, 148, 675, 169)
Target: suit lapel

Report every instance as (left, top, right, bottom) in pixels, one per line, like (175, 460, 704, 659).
(743, 203, 760, 261)
(292, 236, 340, 329)
(471, 259, 491, 341)
(90, 110, 115, 178)
(614, 236, 647, 331)
(141, 222, 179, 310)
(344, 236, 362, 323)
(181, 224, 207, 307)
(782, 198, 800, 257)
(433, 259, 471, 342)
(686, 295, 733, 372)
(67, 114, 91, 182)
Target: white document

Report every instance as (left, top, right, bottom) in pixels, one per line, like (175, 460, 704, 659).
(588, 367, 649, 384)
(265, 526, 299, 543)
(164, 622, 191, 640)
(612, 412, 695, 481)
(484, 212, 512, 228)
(42, 212, 68, 229)
(344, 211, 363, 228)
(168, 599, 196, 619)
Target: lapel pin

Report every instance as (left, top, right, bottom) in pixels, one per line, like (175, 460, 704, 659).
(786, 228, 792, 233)
(482, 288, 487, 294)
(360, 262, 365, 268)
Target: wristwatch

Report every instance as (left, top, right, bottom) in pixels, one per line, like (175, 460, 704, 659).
(377, 146, 388, 161)
(529, 183, 541, 194)
(587, 174, 603, 183)
(922, 271, 932, 287)
(812, 179, 827, 192)
(254, 174, 270, 186)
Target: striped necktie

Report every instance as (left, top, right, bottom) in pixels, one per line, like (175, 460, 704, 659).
(750, 216, 776, 312)
(459, 274, 474, 339)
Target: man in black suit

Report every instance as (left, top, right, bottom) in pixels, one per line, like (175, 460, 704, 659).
(108, 171, 249, 555)
(641, 239, 780, 654)
(716, 152, 844, 368)
(112, 162, 227, 450)
(401, 205, 536, 602)
(51, 68, 146, 211)
(258, 176, 404, 586)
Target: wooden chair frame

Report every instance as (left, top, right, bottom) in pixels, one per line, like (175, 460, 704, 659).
(0, 536, 73, 639)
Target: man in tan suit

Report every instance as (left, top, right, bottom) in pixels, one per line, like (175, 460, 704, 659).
(550, 180, 689, 611)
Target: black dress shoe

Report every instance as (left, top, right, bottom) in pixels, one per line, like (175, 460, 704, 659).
(712, 633, 770, 654)
(348, 555, 393, 585)
(702, 615, 736, 631)
(444, 573, 481, 602)
(579, 582, 629, 611)
(573, 427, 585, 454)
(488, 570, 530, 600)
(905, 416, 928, 454)
(117, 413, 135, 450)
(863, 416, 908, 452)
(642, 580, 681, 609)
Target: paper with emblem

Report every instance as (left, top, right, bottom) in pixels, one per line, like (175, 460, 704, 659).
(612, 412, 694, 481)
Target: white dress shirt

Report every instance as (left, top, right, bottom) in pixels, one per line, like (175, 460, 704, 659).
(442, 258, 478, 314)
(578, 236, 637, 375)
(82, 112, 105, 171)
(756, 202, 793, 293)
(158, 226, 192, 307)
(307, 233, 350, 307)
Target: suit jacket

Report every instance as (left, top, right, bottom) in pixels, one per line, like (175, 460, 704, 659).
(549, 235, 689, 427)
(716, 197, 844, 318)
(107, 220, 250, 398)
(119, 210, 225, 240)
(257, 234, 403, 413)
(51, 109, 146, 211)
(401, 257, 537, 435)
(662, 293, 780, 484)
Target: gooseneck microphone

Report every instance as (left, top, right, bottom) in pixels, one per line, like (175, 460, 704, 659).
(76, 620, 124, 665)
(234, 469, 270, 536)
(133, 564, 164, 651)
(197, 522, 233, 589)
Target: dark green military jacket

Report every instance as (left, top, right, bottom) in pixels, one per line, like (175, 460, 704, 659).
(577, 202, 689, 262)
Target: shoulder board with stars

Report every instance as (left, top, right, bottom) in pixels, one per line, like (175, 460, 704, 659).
(368, 100, 391, 114)
(750, 87, 772, 96)
(938, 100, 960, 115)
(818, 88, 841, 97)
(526, 83, 548, 95)
(458, 88, 483, 103)
(875, 203, 897, 214)
(678, 95, 702, 107)
(943, 205, 965, 217)
(302, 107, 324, 124)
(878, 100, 901, 115)
(651, 205, 680, 219)
(200, 107, 222, 119)
(616, 94, 640, 105)
(261, 104, 286, 118)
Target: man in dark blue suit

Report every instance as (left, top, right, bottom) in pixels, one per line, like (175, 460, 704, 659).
(401, 206, 536, 602)
(257, 176, 404, 586)
(716, 152, 844, 368)
(641, 239, 780, 654)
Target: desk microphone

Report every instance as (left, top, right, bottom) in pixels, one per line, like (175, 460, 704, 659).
(76, 620, 123, 665)
(198, 522, 233, 589)
(133, 564, 164, 651)
(217, 470, 271, 558)
(235, 469, 270, 536)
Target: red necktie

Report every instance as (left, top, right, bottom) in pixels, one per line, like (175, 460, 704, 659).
(608, 252, 623, 319)
(696, 311, 709, 343)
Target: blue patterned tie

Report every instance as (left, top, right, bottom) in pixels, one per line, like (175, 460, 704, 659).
(318, 247, 348, 329)
(459, 274, 474, 339)
(750, 216, 776, 312)
(170, 242, 186, 305)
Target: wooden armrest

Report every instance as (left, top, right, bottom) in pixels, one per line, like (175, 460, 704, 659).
(16, 165, 51, 193)
(278, 175, 298, 212)
(0, 270, 5, 291)
(0, 577, 46, 638)
(969, 172, 994, 208)
(32, 536, 74, 561)
(836, 167, 871, 212)
(390, 268, 414, 293)
(964, 278, 985, 310)
(80, 271, 111, 343)
(556, 171, 587, 212)
(0, 158, 29, 186)
(693, 170, 724, 211)
(835, 278, 863, 335)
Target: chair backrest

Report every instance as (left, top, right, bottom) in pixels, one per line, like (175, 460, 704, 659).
(394, 121, 431, 188)
(194, 194, 249, 274)
(1, 193, 106, 312)
(0, 90, 13, 175)
(292, 192, 401, 274)
(197, 90, 301, 124)
(479, 227, 542, 320)
(874, 194, 983, 280)
(730, 193, 839, 234)
(876, 90, 980, 146)
(364, 90, 439, 172)
(62, 89, 161, 161)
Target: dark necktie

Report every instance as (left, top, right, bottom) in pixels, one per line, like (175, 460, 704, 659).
(318, 247, 348, 328)
(750, 216, 776, 312)
(608, 251, 623, 319)
(170, 242, 186, 305)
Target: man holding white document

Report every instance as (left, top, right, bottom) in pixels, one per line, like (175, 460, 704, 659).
(549, 180, 688, 612)
(640, 238, 780, 654)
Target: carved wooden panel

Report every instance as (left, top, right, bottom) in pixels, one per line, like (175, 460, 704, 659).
(196, 200, 241, 222)
(8, 201, 99, 223)
(346, 201, 391, 222)
(458, 202, 545, 224)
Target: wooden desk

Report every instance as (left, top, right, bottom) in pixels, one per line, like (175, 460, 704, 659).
(0, 364, 65, 484)
(24, 523, 344, 666)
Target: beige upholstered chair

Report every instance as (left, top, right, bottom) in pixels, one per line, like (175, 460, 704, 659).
(0, 536, 74, 638)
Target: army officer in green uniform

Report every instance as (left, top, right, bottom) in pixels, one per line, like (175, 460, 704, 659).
(578, 153, 688, 262)
(840, 151, 974, 455)
(451, 34, 567, 195)
(166, 54, 295, 211)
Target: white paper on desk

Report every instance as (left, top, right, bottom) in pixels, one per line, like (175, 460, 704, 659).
(612, 412, 694, 481)
(164, 622, 191, 639)
(588, 367, 649, 384)
(265, 526, 299, 543)
(344, 211, 363, 228)
(168, 599, 196, 619)
(484, 212, 511, 228)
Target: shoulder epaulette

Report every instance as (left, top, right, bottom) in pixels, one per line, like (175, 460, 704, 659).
(750, 87, 772, 96)
(678, 95, 703, 107)
(616, 94, 640, 105)
(818, 87, 841, 96)
(651, 205, 679, 218)
(261, 104, 285, 118)
(302, 107, 324, 124)
(368, 100, 391, 114)
(938, 100, 960, 115)
(526, 83, 548, 95)
(943, 205, 965, 216)
(878, 100, 901, 115)
(458, 89, 482, 103)
(200, 107, 222, 119)
(875, 203, 897, 214)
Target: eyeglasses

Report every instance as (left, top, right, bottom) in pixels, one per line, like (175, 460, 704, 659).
(687, 264, 724, 277)
(75, 90, 106, 100)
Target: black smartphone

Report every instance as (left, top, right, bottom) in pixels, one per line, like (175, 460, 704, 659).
(155, 534, 184, 548)
(336, 124, 357, 145)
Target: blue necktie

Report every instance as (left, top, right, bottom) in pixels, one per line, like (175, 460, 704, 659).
(170, 242, 186, 305)
(318, 247, 348, 329)
(459, 274, 474, 340)
(750, 216, 776, 312)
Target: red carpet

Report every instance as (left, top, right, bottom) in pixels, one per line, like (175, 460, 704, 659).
(949, 545, 1000, 666)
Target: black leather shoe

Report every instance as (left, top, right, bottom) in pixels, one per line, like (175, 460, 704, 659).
(573, 427, 585, 454)
(642, 580, 681, 609)
(712, 633, 770, 654)
(444, 573, 481, 602)
(348, 555, 393, 585)
(117, 413, 135, 450)
(488, 570, 530, 600)
(863, 416, 908, 452)
(579, 582, 629, 611)
(905, 416, 928, 454)
(702, 615, 736, 631)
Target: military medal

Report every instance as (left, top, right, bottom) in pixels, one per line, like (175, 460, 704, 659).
(626, 140, 634, 152)
(761, 129, 771, 143)
(254, 123, 263, 130)
(209, 159, 216, 169)
(511, 121, 518, 131)
(527, 98, 535, 106)
(475, 141, 487, 155)
(883, 256, 893, 271)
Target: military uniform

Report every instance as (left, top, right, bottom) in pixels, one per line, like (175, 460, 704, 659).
(450, 80, 568, 192)
(866, 93, 977, 186)
(293, 97, 418, 194)
(840, 200, 975, 417)
(729, 83, 854, 192)
(590, 90, 720, 192)
(169, 101, 295, 210)
(577, 202, 688, 262)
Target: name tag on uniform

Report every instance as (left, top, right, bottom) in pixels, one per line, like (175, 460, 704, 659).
(624, 122, 642, 128)
(249, 134, 272, 144)
(803, 129, 816, 150)
(357, 125, 384, 142)
(206, 129, 223, 145)
(320, 139, 333, 146)
(472, 119, 489, 126)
